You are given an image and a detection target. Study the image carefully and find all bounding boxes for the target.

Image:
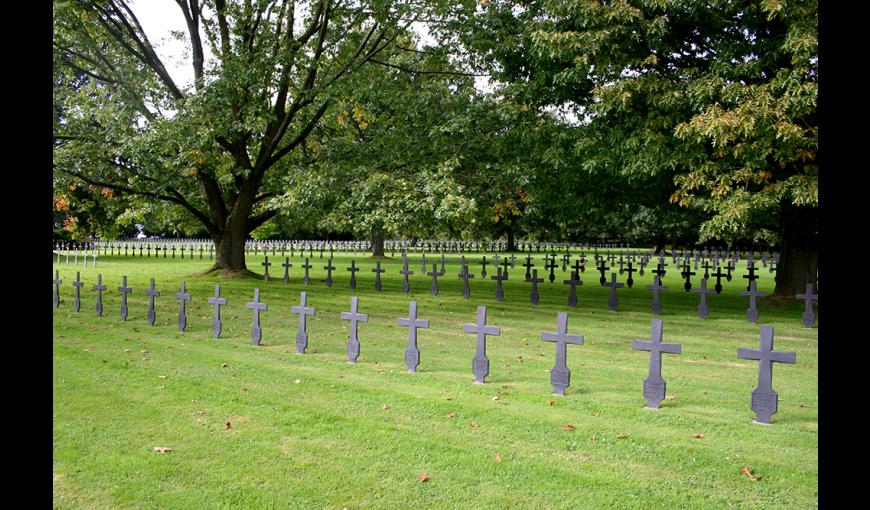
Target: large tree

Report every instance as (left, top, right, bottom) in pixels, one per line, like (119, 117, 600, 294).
(53, 0, 435, 272)
(453, 0, 817, 294)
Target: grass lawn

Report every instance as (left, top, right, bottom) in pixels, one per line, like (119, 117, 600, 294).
(53, 250, 818, 509)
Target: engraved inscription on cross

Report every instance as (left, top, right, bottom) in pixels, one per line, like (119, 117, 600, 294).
(208, 284, 226, 338)
(292, 291, 315, 354)
(464, 306, 500, 384)
(737, 326, 796, 424)
(631, 320, 681, 409)
(541, 312, 584, 395)
(341, 296, 368, 363)
(398, 300, 429, 373)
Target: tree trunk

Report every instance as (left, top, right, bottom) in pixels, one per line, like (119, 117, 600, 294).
(506, 223, 516, 252)
(774, 202, 818, 296)
(214, 224, 249, 272)
(371, 229, 385, 257)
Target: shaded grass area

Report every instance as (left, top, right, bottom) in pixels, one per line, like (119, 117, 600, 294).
(53, 252, 817, 509)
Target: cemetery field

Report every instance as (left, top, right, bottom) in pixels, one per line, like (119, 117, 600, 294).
(53, 253, 818, 509)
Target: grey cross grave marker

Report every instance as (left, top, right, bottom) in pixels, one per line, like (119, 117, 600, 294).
(301, 258, 311, 286)
(737, 326, 796, 424)
(282, 257, 293, 284)
(323, 259, 335, 288)
(527, 268, 543, 305)
(420, 252, 427, 272)
(427, 264, 442, 296)
(646, 275, 668, 315)
(175, 281, 191, 332)
(795, 282, 818, 328)
(372, 261, 385, 291)
(458, 263, 474, 299)
(262, 256, 271, 281)
(145, 278, 160, 326)
(541, 312, 584, 395)
(92, 274, 106, 316)
(118, 276, 132, 321)
(341, 296, 368, 363)
(491, 266, 506, 302)
(72, 271, 83, 312)
(53, 270, 63, 309)
(740, 280, 766, 323)
(479, 256, 488, 278)
(292, 291, 315, 354)
(464, 306, 500, 384)
(691, 277, 714, 319)
(631, 319, 681, 409)
(564, 270, 582, 308)
(605, 272, 624, 311)
(246, 288, 268, 345)
(399, 260, 413, 294)
(347, 259, 359, 290)
(208, 284, 226, 338)
(398, 300, 429, 373)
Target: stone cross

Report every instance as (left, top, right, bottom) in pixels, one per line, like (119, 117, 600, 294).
(207, 284, 226, 338)
(399, 260, 413, 294)
(420, 252, 427, 272)
(795, 282, 818, 328)
(282, 257, 293, 284)
(292, 291, 315, 354)
(262, 256, 271, 281)
(118, 275, 133, 321)
(541, 312, 584, 395)
(646, 275, 668, 315)
(527, 269, 544, 305)
(458, 263, 474, 299)
(737, 326, 796, 424)
(623, 262, 636, 288)
(523, 253, 534, 280)
(199, 245, 204, 259)
(631, 319, 681, 409)
(321, 259, 334, 288)
(724, 259, 735, 281)
(65, 250, 70, 265)
(175, 281, 191, 332)
(372, 261, 385, 291)
(72, 271, 83, 312)
(597, 259, 610, 286)
(92, 274, 106, 317)
(341, 296, 368, 363)
(347, 259, 359, 290)
(427, 263, 442, 296)
(651, 261, 667, 281)
(605, 272, 624, 311)
(74, 250, 79, 266)
(546, 254, 557, 283)
(464, 306, 500, 384)
(571, 258, 584, 277)
(563, 270, 582, 308)
(398, 300, 429, 373)
(145, 278, 160, 326)
(491, 267, 506, 302)
(509, 253, 516, 268)
(53, 270, 63, 309)
(171, 246, 176, 258)
(680, 260, 696, 291)
(710, 266, 727, 294)
(499, 257, 510, 279)
(743, 261, 759, 291)
(690, 277, 714, 319)
(297, 258, 310, 286)
(740, 280, 766, 323)
(246, 288, 268, 345)
(479, 256, 488, 278)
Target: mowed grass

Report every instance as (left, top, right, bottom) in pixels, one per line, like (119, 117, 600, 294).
(53, 250, 818, 509)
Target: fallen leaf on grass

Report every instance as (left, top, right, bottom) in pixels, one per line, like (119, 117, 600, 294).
(691, 433, 705, 439)
(547, 399, 556, 406)
(443, 396, 453, 401)
(153, 447, 172, 453)
(799, 403, 810, 408)
(140, 349, 149, 354)
(616, 433, 628, 439)
(494, 454, 502, 462)
(563, 425, 575, 431)
(241, 387, 248, 392)
(123, 349, 131, 352)
(446, 413, 455, 418)
(226, 421, 232, 430)
(741, 466, 762, 481)
(83, 349, 90, 352)
(418, 474, 429, 482)
(590, 435, 597, 442)
(196, 410, 205, 415)
(665, 396, 676, 401)
(381, 403, 389, 410)
(492, 396, 499, 401)
(591, 412, 600, 417)
(294, 379, 301, 384)
(191, 399, 199, 403)
(468, 421, 479, 428)
(221, 363, 228, 368)
(158, 375, 168, 380)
